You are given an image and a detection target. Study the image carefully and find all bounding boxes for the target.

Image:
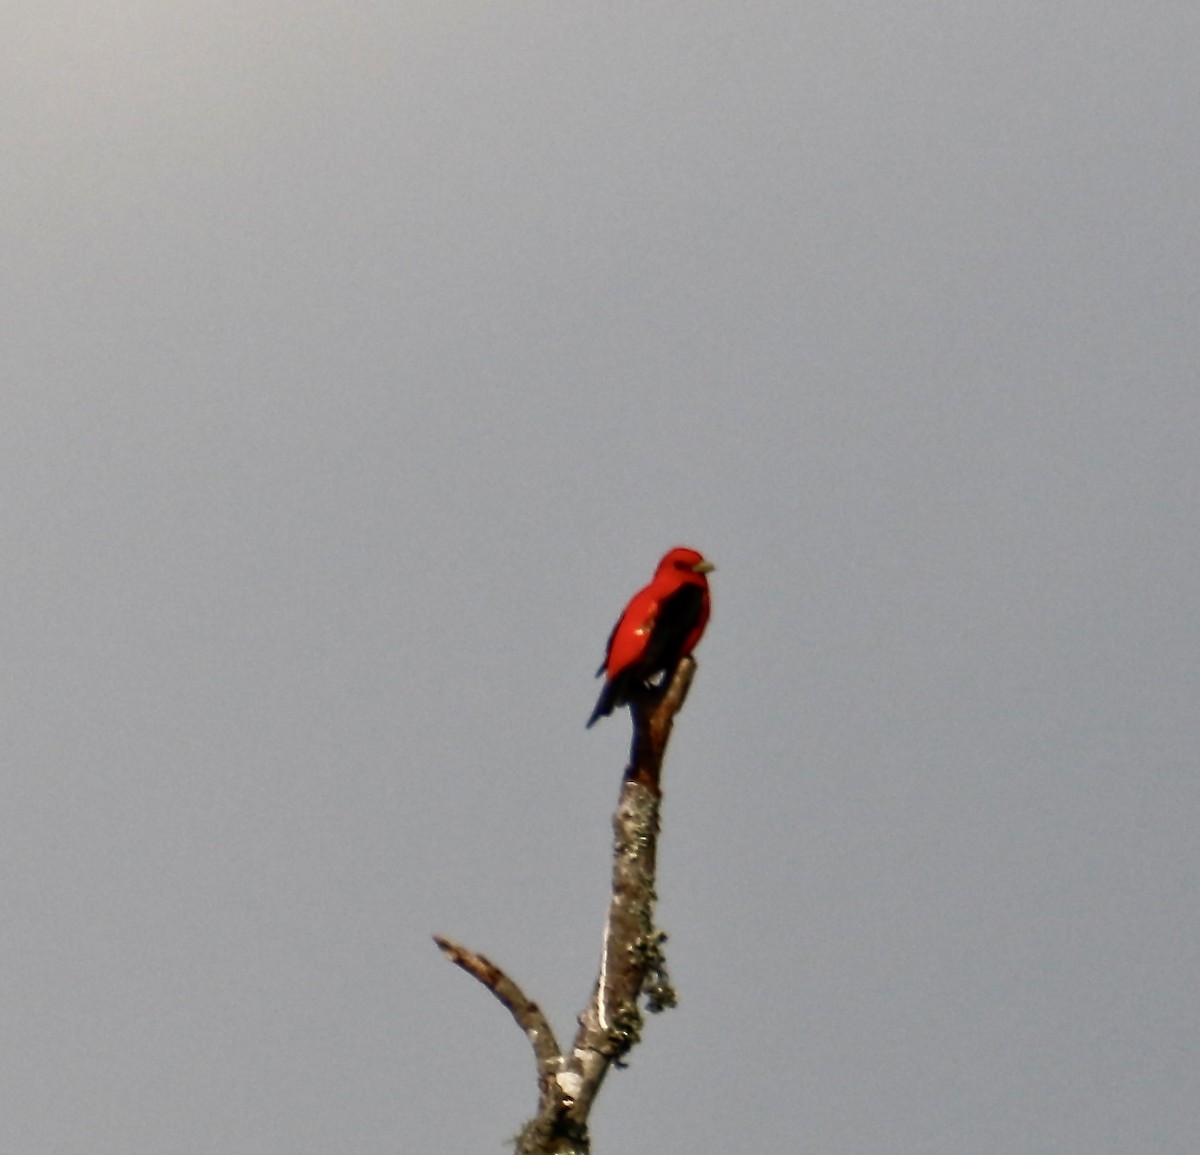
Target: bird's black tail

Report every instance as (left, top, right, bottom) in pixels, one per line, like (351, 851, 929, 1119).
(586, 679, 618, 728)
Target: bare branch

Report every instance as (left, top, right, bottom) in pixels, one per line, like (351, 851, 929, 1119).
(559, 655, 695, 1126)
(432, 935, 563, 1112)
(434, 655, 698, 1154)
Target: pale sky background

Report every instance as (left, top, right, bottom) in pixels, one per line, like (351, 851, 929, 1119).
(3, 3, 1198, 1152)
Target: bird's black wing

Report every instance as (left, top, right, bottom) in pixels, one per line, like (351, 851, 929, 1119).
(596, 617, 619, 677)
(639, 584, 705, 677)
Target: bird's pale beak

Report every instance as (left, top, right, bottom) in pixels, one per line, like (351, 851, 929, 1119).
(692, 559, 716, 574)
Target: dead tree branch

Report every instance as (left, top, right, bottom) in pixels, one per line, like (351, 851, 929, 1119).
(432, 936, 563, 1119)
(434, 656, 698, 1155)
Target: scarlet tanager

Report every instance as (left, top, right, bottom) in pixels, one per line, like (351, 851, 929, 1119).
(587, 547, 714, 728)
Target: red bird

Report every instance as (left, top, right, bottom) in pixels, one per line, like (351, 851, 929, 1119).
(587, 547, 715, 728)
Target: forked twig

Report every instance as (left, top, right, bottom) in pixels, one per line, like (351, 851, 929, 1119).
(435, 656, 698, 1155)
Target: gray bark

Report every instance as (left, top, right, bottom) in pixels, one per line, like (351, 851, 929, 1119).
(434, 657, 697, 1154)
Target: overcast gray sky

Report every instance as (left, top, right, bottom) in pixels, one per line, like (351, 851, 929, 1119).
(3, 3, 1198, 1152)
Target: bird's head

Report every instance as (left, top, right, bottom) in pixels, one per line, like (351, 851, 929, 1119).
(657, 546, 715, 579)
